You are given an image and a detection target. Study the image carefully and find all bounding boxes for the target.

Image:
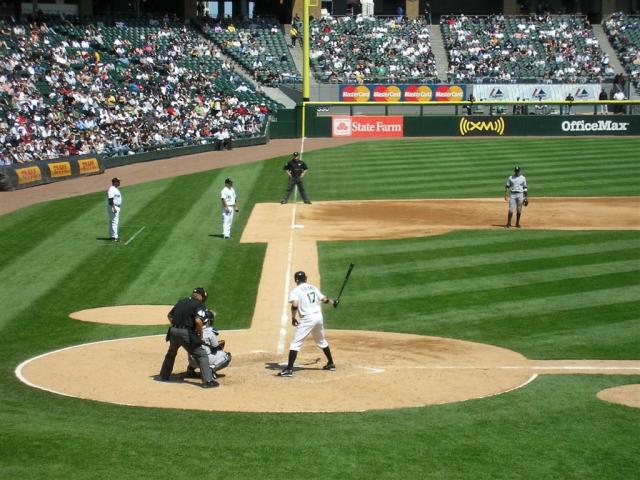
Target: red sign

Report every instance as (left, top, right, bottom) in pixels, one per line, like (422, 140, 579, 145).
(332, 116, 404, 138)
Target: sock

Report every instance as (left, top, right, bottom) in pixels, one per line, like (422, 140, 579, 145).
(287, 350, 298, 370)
(323, 346, 334, 364)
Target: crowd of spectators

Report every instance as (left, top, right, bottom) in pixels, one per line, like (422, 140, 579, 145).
(0, 16, 277, 166)
(198, 17, 299, 86)
(309, 15, 438, 84)
(603, 13, 640, 93)
(441, 14, 615, 83)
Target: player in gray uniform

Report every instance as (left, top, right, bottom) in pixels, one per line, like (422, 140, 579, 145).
(504, 165, 528, 228)
(187, 309, 232, 379)
(279, 271, 337, 377)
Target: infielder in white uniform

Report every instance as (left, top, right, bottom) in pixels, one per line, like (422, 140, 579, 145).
(187, 309, 232, 380)
(220, 177, 239, 239)
(279, 271, 337, 377)
(107, 177, 122, 241)
(505, 165, 528, 228)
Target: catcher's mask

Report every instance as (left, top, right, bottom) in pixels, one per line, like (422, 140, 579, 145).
(294, 271, 307, 284)
(204, 309, 215, 325)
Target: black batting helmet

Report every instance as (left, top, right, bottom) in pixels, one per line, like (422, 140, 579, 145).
(294, 271, 307, 284)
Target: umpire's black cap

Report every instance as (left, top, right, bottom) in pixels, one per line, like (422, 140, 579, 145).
(293, 151, 299, 157)
(192, 287, 208, 300)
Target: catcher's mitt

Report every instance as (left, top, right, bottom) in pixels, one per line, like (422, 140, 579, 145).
(217, 339, 226, 350)
(523, 198, 529, 207)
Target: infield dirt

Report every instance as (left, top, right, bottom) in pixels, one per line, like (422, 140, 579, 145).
(19, 197, 640, 412)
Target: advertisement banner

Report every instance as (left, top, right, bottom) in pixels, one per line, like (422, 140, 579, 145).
(472, 84, 602, 101)
(77, 157, 101, 175)
(459, 117, 506, 136)
(339, 84, 467, 102)
(15, 165, 43, 185)
(332, 116, 404, 137)
(48, 161, 72, 178)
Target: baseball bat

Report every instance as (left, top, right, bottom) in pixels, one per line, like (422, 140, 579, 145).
(333, 263, 355, 308)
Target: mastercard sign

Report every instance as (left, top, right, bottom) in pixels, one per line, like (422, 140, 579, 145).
(372, 85, 402, 102)
(341, 85, 371, 102)
(434, 85, 465, 102)
(404, 85, 433, 102)
(340, 84, 466, 103)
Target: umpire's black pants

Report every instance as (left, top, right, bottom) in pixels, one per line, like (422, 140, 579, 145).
(281, 177, 310, 203)
(160, 327, 213, 384)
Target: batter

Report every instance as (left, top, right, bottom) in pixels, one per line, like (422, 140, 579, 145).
(279, 271, 337, 377)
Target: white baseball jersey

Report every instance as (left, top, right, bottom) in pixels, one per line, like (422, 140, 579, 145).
(506, 174, 527, 194)
(289, 283, 326, 319)
(220, 186, 236, 207)
(108, 185, 122, 206)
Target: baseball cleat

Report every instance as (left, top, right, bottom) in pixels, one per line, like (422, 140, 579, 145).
(278, 368, 293, 377)
(322, 363, 336, 371)
(201, 380, 219, 389)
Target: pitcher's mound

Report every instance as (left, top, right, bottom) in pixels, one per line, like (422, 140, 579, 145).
(17, 330, 534, 413)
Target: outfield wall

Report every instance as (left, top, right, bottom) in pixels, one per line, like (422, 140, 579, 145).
(0, 155, 103, 191)
(304, 114, 640, 138)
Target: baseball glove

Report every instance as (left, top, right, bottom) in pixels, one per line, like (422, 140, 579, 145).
(217, 339, 226, 350)
(523, 198, 529, 207)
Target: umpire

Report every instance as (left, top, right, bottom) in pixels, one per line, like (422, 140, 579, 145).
(280, 151, 311, 204)
(159, 287, 218, 388)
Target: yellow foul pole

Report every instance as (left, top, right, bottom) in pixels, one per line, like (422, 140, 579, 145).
(301, 0, 310, 139)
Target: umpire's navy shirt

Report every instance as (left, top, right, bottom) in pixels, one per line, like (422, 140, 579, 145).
(284, 159, 308, 178)
(169, 297, 205, 330)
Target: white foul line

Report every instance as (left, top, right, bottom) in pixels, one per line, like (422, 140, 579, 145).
(388, 365, 640, 371)
(277, 203, 297, 354)
(124, 226, 146, 246)
(276, 137, 307, 354)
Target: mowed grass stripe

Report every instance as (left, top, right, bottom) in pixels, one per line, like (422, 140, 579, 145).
(321, 230, 628, 260)
(308, 140, 640, 200)
(350, 259, 639, 303)
(0, 180, 177, 329)
(359, 240, 638, 276)
(370, 285, 638, 330)
(114, 162, 266, 327)
(310, 139, 639, 165)
(436, 302, 640, 358)
(31, 175, 216, 321)
(317, 159, 636, 180)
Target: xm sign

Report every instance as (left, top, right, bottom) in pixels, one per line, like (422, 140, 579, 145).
(459, 117, 506, 136)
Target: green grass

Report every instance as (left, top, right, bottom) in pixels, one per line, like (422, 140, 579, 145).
(0, 138, 638, 479)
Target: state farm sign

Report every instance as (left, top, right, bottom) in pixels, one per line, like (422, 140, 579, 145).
(332, 116, 404, 138)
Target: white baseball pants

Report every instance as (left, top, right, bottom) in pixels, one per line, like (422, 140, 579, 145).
(108, 205, 120, 239)
(290, 314, 329, 351)
(221, 206, 235, 238)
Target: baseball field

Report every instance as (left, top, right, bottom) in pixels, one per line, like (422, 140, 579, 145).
(2, 137, 639, 478)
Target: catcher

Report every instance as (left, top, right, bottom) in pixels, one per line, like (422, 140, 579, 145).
(186, 309, 232, 380)
(504, 165, 528, 228)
